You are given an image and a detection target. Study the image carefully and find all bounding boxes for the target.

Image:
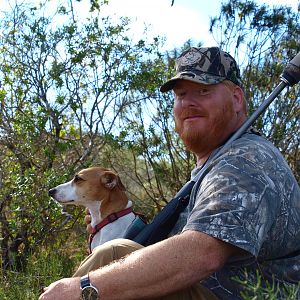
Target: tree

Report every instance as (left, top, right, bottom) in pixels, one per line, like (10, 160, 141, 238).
(209, 0, 299, 180)
(0, 0, 298, 272)
(106, 43, 201, 213)
(0, 0, 164, 270)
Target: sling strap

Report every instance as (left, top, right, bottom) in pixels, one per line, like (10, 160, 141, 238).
(132, 150, 216, 246)
(131, 130, 261, 246)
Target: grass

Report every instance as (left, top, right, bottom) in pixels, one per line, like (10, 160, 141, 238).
(236, 271, 300, 300)
(0, 230, 86, 300)
(1, 247, 299, 299)
(0, 250, 82, 300)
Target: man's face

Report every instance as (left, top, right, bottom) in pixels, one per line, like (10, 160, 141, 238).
(173, 80, 244, 157)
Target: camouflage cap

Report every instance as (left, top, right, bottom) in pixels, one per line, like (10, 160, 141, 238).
(160, 47, 243, 92)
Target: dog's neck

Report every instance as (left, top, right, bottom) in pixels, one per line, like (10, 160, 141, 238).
(87, 200, 132, 228)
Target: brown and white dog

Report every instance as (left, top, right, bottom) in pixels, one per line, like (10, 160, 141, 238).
(49, 167, 141, 252)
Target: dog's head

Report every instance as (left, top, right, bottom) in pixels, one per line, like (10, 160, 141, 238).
(49, 167, 126, 206)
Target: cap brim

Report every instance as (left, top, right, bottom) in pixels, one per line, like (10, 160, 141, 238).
(160, 78, 179, 93)
(160, 72, 226, 93)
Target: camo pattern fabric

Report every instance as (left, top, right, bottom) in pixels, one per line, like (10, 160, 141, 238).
(160, 47, 242, 92)
(176, 130, 300, 299)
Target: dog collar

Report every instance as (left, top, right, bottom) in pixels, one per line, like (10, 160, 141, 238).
(91, 207, 133, 234)
(89, 207, 133, 252)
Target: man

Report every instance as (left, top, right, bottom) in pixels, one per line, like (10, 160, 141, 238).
(39, 47, 300, 300)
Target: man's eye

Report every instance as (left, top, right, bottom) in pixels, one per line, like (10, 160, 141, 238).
(197, 88, 210, 95)
(174, 90, 186, 98)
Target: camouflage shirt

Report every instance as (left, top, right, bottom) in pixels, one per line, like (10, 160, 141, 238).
(174, 130, 300, 299)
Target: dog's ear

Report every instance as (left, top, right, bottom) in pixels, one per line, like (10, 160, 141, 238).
(101, 171, 126, 191)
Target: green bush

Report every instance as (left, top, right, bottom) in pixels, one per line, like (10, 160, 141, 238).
(0, 248, 84, 300)
(235, 271, 300, 300)
(1, 248, 299, 299)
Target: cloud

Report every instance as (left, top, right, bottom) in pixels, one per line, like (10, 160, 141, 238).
(74, 0, 298, 51)
(97, 0, 217, 50)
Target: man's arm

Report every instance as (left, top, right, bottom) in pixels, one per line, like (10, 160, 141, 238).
(39, 230, 241, 300)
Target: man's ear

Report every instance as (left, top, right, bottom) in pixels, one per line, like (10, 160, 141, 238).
(232, 85, 246, 114)
(101, 171, 126, 191)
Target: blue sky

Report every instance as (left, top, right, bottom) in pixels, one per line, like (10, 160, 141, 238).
(3, 0, 298, 51)
(98, 0, 219, 49)
(93, 0, 299, 50)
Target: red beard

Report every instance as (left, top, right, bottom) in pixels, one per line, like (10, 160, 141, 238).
(174, 100, 236, 155)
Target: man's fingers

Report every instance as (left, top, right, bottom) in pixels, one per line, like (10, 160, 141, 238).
(86, 224, 93, 234)
(84, 214, 93, 233)
(84, 208, 92, 233)
(38, 286, 48, 299)
(84, 214, 91, 224)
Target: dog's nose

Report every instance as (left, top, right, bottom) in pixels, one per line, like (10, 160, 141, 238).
(48, 188, 56, 197)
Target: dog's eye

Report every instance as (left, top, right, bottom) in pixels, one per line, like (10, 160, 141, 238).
(74, 175, 84, 183)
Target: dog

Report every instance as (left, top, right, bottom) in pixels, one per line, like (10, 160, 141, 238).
(49, 166, 146, 252)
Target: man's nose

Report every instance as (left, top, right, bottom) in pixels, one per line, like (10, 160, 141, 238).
(181, 92, 198, 107)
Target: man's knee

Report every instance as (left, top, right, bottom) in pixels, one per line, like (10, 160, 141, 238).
(73, 239, 143, 277)
(94, 238, 144, 261)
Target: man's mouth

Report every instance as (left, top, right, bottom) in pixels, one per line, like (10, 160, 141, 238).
(183, 115, 204, 121)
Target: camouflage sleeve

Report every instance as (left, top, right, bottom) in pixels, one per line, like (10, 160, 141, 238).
(182, 138, 282, 257)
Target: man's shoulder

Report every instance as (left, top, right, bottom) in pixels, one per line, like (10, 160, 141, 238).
(203, 129, 298, 196)
(232, 129, 276, 153)
(217, 130, 285, 167)
(191, 130, 286, 180)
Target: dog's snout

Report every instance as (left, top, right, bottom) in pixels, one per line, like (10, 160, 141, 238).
(48, 188, 56, 197)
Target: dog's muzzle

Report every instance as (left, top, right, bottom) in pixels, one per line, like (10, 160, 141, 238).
(48, 188, 57, 198)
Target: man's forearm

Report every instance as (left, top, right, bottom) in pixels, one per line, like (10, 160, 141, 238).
(88, 230, 231, 299)
(39, 230, 236, 300)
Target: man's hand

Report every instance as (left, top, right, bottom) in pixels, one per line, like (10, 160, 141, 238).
(39, 277, 81, 300)
(85, 208, 93, 234)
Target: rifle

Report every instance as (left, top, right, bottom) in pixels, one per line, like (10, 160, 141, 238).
(129, 51, 300, 247)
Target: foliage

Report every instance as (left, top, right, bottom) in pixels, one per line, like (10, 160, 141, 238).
(0, 0, 299, 280)
(0, 245, 84, 299)
(0, 0, 165, 270)
(209, 0, 300, 180)
(1, 249, 299, 299)
(234, 270, 300, 299)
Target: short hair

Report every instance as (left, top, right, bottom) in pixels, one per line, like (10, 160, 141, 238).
(222, 80, 248, 115)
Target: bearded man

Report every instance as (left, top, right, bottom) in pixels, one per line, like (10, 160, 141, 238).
(40, 47, 300, 300)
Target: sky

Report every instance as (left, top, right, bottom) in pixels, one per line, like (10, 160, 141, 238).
(2, 0, 299, 51)
(82, 0, 299, 51)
